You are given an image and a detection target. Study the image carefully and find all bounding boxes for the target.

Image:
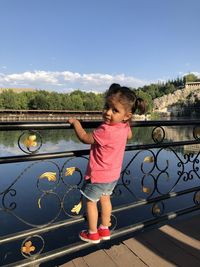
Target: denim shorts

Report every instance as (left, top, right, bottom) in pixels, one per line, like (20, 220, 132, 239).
(80, 179, 118, 202)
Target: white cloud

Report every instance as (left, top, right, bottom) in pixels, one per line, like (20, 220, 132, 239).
(4, 71, 58, 84)
(62, 71, 81, 81)
(0, 70, 150, 92)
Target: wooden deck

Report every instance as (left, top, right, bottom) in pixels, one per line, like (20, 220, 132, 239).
(59, 213, 200, 267)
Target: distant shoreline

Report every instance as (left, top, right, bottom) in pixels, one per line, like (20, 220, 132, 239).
(0, 110, 149, 121)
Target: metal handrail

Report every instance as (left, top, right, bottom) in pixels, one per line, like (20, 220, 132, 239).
(1, 119, 200, 130)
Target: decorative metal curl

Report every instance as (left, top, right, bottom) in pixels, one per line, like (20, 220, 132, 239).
(120, 150, 157, 200)
(193, 191, 200, 205)
(61, 156, 88, 188)
(141, 150, 156, 174)
(193, 152, 200, 177)
(18, 130, 42, 154)
(62, 187, 84, 218)
(2, 189, 17, 211)
(112, 184, 122, 197)
(1, 161, 63, 227)
(121, 169, 131, 186)
(152, 201, 165, 217)
(182, 170, 195, 182)
(152, 126, 165, 144)
(155, 147, 170, 172)
(155, 147, 184, 194)
(141, 174, 156, 198)
(21, 235, 44, 259)
(37, 161, 61, 193)
(36, 191, 63, 226)
(183, 153, 196, 164)
(193, 126, 200, 141)
(155, 171, 171, 195)
(6, 191, 63, 228)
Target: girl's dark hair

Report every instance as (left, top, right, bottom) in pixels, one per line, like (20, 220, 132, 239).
(106, 83, 146, 114)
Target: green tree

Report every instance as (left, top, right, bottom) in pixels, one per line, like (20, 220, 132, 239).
(0, 94, 3, 108)
(137, 90, 153, 112)
(60, 94, 73, 110)
(1, 90, 19, 109)
(70, 93, 84, 110)
(84, 92, 103, 110)
(17, 92, 29, 109)
(184, 73, 198, 83)
(48, 92, 63, 110)
(28, 91, 51, 110)
(164, 83, 176, 95)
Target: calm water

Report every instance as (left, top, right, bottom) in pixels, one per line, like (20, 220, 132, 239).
(0, 124, 197, 156)
(1, 124, 200, 265)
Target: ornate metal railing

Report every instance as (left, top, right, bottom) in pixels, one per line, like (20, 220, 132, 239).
(0, 120, 200, 266)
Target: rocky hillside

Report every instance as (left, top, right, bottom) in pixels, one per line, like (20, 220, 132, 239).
(153, 84, 200, 114)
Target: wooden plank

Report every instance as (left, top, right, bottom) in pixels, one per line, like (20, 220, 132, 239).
(73, 257, 89, 267)
(59, 255, 90, 267)
(124, 238, 175, 267)
(105, 243, 146, 267)
(83, 249, 117, 267)
(160, 225, 200, 260)
(168, 214, 200, 239)
(138, 228, 200, 267)
(59, 260, 75, 267)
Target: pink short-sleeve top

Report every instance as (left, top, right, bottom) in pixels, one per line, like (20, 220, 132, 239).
(85, 122, 131, 183)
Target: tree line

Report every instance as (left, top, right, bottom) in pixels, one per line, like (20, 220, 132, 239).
(0, 74, 198, 113)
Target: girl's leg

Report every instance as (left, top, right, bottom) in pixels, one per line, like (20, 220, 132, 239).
(79, 199, 100, 243)
(99, 195, 112, 227)
(86, 199, 98, 232)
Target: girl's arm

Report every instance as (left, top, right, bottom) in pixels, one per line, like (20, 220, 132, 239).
(127, 130, 133, 140)
(127, 123, 133, 140)
(68, 118, 95, 144)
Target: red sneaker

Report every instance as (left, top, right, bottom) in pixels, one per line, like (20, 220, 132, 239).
(79, 230, 100, 244)
(98, 228, 110, 240)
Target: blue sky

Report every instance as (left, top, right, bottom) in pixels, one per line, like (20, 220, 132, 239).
(0, 0, 200, 93)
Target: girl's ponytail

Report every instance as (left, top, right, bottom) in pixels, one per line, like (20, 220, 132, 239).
(134, 97, 146, 115)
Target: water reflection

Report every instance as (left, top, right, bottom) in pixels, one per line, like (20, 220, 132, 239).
(0, 129, 89, 156)
(0, 125, 199, 156)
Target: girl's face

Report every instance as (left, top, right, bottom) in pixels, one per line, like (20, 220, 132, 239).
(102, 97, 132, 124)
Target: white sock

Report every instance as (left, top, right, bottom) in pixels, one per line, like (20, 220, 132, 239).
(99, 224, 108, 229)
(89, 230, 98, 234)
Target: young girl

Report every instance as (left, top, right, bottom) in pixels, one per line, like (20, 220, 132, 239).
(69, 83, 146, 244)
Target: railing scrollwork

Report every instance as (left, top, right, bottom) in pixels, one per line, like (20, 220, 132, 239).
(1, 120, 200, 266)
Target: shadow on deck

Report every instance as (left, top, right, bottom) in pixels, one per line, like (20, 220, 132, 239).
(57, 212, 200, 267)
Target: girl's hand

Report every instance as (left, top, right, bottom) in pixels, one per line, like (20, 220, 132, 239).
(68, 118, 94, 144)
(68, 118, 78, 125)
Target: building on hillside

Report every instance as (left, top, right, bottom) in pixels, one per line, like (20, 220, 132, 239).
(185, 82, 200, 90)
